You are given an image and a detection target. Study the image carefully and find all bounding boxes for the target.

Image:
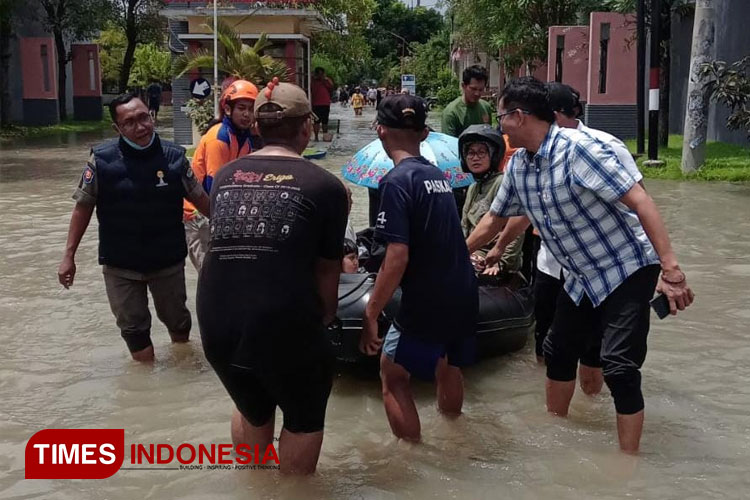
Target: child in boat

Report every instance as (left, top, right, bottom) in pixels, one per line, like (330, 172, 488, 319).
(342, 239, 360, 273)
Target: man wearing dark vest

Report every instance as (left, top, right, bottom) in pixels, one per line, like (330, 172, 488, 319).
(58, 94, 210, 362)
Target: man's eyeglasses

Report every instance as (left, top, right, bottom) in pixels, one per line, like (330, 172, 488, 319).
(497, 108, 531, 121)
(117, 113, 152, 130)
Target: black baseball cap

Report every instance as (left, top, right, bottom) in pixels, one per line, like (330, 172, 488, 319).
(376, 94, 427, 130)
(546, 82, 583, 118)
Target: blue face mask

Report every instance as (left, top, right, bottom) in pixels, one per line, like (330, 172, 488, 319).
(121, 132, 156, 150)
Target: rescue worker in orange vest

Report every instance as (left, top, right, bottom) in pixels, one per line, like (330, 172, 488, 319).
(184, 79, 261, 271)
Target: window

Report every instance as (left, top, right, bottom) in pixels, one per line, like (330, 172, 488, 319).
(88, 51, 96, 91)
(554, 35, 565, 82)
(598, 23, 610, 94)
(41, 44, 51, 92)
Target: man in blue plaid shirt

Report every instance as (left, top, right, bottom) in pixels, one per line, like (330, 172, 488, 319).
(467, 77, 694, 454)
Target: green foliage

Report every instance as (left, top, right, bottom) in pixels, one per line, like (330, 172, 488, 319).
(363, 0, 445, 82)
(397, 29, 460, 101)
(315, 0, 376, 33)
(36, 0, 112, 46)
(173, 20, 289, 87)
(366, 0, 444, 60)
(1, 109, 111, 140)
(129, 43, 171, 87)
(700, 56, 750, 138)
(311, 0, 444, 86)
(97, 25, 126, 91)
(402, 30, 449, 94)
(111, 0, 165, 45)
(624, 134, 750, 181)
(312, 31, 372, 85)
(436, 76, 461, 106)
(98, 25, 171, 90)
(448, 0, 693, 75)
(184, 97, 214, 135)
(451, 0, 580, 75)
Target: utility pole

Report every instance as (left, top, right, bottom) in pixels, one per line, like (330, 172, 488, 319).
(389, 32, 407, 75)
(646, 0, 661, 164)
(213, 0, 219, 118)
(636, 0, 646, 154)
(681, 0, 716, 174)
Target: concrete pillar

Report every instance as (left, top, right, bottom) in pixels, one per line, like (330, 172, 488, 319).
(71, 44, 103, 121)
(20, 37, 59, 125)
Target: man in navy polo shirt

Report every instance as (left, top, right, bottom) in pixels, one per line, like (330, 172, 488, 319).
(359, 94, 478, 442)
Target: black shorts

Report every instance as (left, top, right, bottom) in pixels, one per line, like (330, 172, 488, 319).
(312, 105, 330, 126)
(148, 98, 160, 112)
(203, 328, 334, 434)
(543, 264, 660, 381)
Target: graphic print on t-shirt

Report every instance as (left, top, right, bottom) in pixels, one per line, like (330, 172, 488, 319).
(208, 169, 312, 261)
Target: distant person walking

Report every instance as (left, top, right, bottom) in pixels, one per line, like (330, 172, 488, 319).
(311, 67, 334, 142)
(351, 89, 365, 116)
(146, 81, 162, 123)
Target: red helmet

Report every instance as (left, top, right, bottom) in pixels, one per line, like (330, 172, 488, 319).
(220, 79, 259, 109)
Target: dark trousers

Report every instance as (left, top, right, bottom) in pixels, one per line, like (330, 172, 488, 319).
(543, 264, 660, 414)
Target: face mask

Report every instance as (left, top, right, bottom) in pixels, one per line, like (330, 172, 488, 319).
(121, 132, 155, 150)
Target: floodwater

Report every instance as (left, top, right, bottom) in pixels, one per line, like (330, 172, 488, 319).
(1, 105, 749, 499)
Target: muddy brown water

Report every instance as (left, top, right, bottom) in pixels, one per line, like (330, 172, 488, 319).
(1, 106, 749, 499)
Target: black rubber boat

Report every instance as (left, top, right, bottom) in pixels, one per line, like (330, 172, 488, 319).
(330, 272, 534, 364)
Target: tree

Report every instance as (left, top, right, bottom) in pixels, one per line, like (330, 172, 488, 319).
(681, 0, 716, 174)
(0, 0, 21, 125)
(354, 0, 444, 83)
(35, 0, 110, 119)
(402, 29, 452, 96)
(700, 56, 750, 138)
(129, 43, 171, 87)
(96, 23, 126, 92)
(451, 0, 580, 77)
(172, 20, 289, 87)
(111, 0, 164, 92)
(312, 30, 372, 85)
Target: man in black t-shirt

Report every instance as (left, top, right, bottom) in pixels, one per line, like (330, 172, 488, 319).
(360, 95, 478, 443)
(197, 80, 348, 474)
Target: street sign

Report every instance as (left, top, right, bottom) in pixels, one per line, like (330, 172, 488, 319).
(401, 74, 416, 96)
(190, 78, 211, 99)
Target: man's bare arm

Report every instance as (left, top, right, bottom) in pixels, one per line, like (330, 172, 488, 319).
(466, 211, 508, 254)
(620, 183, 694, 314)
(315, 257, 342, 325)
(58, 203, 94, 288)
(365, 243, 408, 322)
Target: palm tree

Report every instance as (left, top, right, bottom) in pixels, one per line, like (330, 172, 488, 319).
(172, 18, 290, 87)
